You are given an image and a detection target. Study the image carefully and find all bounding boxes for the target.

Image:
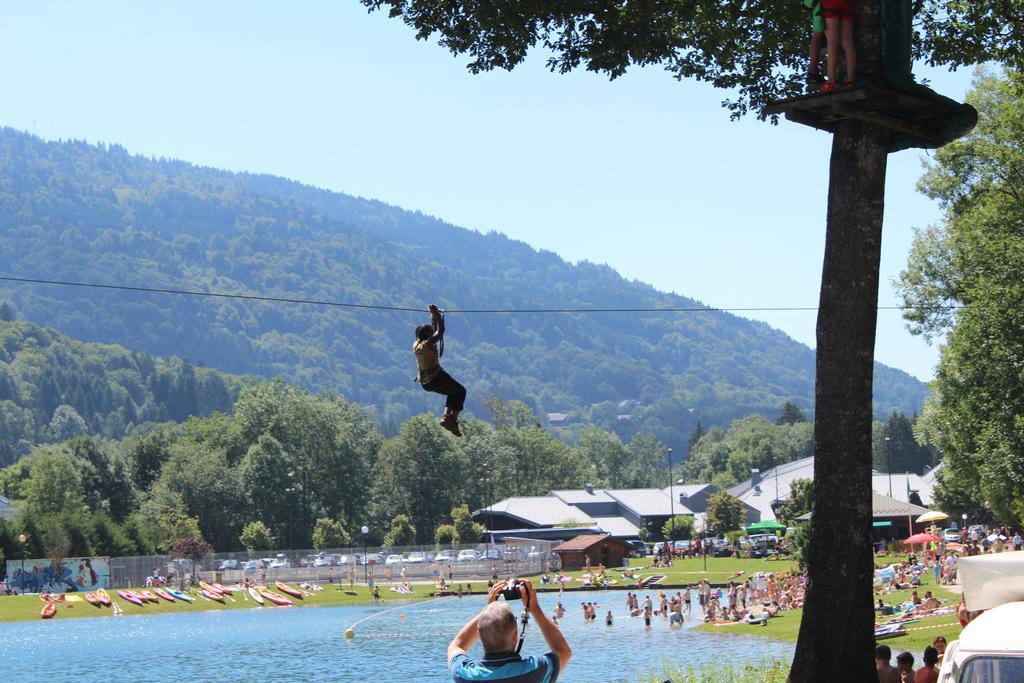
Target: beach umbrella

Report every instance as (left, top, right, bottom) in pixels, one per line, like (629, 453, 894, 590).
(745, 520, 787, 533)
(987, 533, 1008, 542)
(915, 511, 949, 524)
(904, 532, 940, 545)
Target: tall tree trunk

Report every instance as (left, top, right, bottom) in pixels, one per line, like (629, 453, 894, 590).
(790, 1, 889, 679)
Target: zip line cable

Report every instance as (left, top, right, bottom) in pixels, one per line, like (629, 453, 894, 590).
(0, 275, 960, 315)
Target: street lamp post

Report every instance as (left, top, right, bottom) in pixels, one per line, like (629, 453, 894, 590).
(360, 526, 369, 586)
(884, 436, 892, 497)
(285, 470, 297, 550)
(17, 534, 27, 595)
(667, 448, 675, 541)
(478, 475, 493, 541)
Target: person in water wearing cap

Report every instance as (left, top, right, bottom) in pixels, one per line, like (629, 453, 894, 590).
(414, 303, 467, 436)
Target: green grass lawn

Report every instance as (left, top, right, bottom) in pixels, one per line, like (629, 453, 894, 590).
(0, 580, 491, 624)
(538, 555, 799, 591)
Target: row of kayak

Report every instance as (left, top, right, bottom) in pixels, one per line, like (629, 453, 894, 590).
(194, 580, 304, 606)
(41, 581, 312, 619)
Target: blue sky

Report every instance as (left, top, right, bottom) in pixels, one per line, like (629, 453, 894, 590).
(1, 1, 975, 381)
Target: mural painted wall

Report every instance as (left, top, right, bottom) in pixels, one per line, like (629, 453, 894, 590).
(5, 557, 110, 593)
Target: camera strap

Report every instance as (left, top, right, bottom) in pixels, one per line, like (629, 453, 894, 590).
(515, 588, 530, 655)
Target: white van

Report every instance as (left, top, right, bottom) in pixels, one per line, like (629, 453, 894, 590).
(937, 552, 1024, 682)
(937, 601, 1024, 682)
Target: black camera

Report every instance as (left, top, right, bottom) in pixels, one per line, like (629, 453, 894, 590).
(501, 579, 522, 601)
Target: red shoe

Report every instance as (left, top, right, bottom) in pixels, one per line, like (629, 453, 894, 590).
(843, 82, 856, 89)
(820, 82, 837, 93)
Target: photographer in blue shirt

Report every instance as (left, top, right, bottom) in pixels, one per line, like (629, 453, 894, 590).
(448, 578, 571, 683)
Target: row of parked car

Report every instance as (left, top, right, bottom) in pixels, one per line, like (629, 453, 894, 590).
(213, 547, 547, 572)
(644, 534, 782, 558)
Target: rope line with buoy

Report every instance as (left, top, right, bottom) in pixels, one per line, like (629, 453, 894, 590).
(345, 595, 447, 640)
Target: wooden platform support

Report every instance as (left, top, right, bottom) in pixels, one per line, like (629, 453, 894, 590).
(765, 85, 968, 146)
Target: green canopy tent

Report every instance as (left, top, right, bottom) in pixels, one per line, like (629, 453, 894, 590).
(746, 520, 788, 534)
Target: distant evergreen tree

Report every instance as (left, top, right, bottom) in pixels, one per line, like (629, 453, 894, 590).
(873, 411, 936, 475)
(776, 401, 808, 426)
(687, 419, 705, 456)
(0, 302, 14, 322)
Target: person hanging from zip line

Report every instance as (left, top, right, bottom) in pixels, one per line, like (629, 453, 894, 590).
(414, 303, 466, 437)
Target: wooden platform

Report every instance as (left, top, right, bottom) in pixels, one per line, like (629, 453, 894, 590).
(765, 85, 965, 140)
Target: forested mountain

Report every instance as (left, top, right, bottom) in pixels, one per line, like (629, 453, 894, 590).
(0, 317, 246, 466)
(0, 128, 927, 450)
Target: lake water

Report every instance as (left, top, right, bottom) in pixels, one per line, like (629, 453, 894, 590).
(0, 591, 793, 681)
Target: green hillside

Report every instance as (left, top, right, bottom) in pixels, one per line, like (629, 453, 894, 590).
(0, 128, 928, 449)
(0, 317, 246, 466)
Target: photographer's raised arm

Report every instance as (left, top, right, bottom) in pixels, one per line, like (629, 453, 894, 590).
(522, 579, 572, 672)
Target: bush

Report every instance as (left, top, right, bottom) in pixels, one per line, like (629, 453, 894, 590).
(435, 524, 457, 548)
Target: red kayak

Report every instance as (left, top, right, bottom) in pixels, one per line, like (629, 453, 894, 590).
(41, 603, 56, 619)
(275, 581, 303, 599)
(139, 590, 160, 603)
(154, 588, 176, 603)
(96, 588, 112, 606)
(84, 593, 101, 607)
(201, 589, 225, 603)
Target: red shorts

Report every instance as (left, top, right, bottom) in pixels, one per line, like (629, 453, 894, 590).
(821, 0, 854, 19)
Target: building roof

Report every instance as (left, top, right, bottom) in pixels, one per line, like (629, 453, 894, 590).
(871, 491, 931, 517)
(476, 497, 594, 527)
(671, 483, 718, 498)
(728, 456, 940, 522)
(0, 495, 18, 521)
(729, 456, 816, 499)
(606, 488, 690, 516)
(549, 489, 616, 505)
(590, 516, 641, 537)
(795, 491, 932, 521)
(871, 470, 939, 506)
(546, 413, 570, 423)
(553, 534, 626, 552)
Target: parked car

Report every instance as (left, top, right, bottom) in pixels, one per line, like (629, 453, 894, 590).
(217, 559, 239, 570)
(435, 550, 457, 562)
(457, 549, 481, 562)
(313, 554, 335, 567)
(385, 554, 404, 566)
(481, 548, 501, 561)
(626, 540, 647, 557)
(270, 553, 291, 569)
(943, 527, 961, 543)
(334, 554, 350, 565)
(406, 552, 426, 563)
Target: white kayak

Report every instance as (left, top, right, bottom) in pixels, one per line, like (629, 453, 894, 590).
(248, 586, 265, 605)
